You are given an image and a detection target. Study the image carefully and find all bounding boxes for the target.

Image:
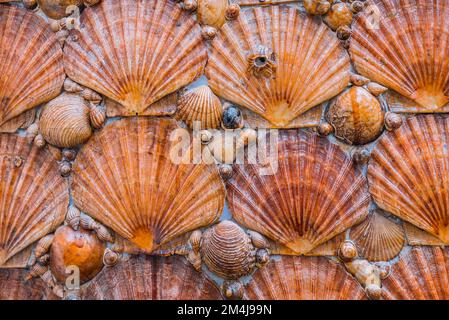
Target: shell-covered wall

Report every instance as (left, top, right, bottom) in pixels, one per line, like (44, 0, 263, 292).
(0, 0, 449, 300)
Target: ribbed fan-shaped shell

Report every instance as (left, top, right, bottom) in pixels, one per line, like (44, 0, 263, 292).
(244, 256, 366, 300)
(64, 0, 207, 115)
(382, 247, 449, 300)
(350, 212, 405, 262)
(176, 86, 223, 129)
(227, 130, 370, 254)
(0, 6, 64, 127)
(350, 0, 449, 111)
(0, 269, 59, 300)
(201, 221, 255, 279)
(368, 115, 449, 244)
(80, 255, 222, 300)
(39, 93, 93, 148)
(206, 5, 350, 127)
(0, 134, 69, 265)
(72, 118, 225, 253)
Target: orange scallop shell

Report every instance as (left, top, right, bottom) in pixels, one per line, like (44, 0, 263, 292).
(227, 130, 370, 254)
(244, 256, 366, 300)
(63, 0, 207, 115)
(80, 255, 222, 300)
(368, 115, 449, 244)
(71, 118, 225, 253)
(206, 5, 350, 127)
(0, 6, 64, 129)
(350, 0, 449, 111)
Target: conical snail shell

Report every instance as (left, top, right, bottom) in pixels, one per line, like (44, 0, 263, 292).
(39, 93, 93, 148)
(34, 234, 55, 259)
(89, 104, 106, 129)
(176, 85, 223, 129)
(201, 221, 255, 280)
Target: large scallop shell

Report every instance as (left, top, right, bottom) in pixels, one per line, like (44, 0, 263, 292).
(382, 247, 449, 300)
(349, 211, 405, 262)
(206, 5, 350, 127)
(72, 117, 225, 253)
(201, 220, 255, 279)
(0, 269, 58, 300)
(176, 85, 223, 129)
(244, 256, 366, 300)
(80, 255, 222, 300)
(368, 115, 449, 244)
(227, 130, 370, 254)
(63, 0, 207, 115)
(0, 6, 64, 129)
(0, 134, 69, 265)
(350, 0, 449, 111)
(39, 93, 93, 148)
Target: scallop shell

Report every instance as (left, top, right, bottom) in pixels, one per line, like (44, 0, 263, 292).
(0, 6, 64, 129)
(350, 0, 449, 111)
(72, 117, 225, 253)
(382, 247, 449, 300)
(0, 269, 58, 300)
(227, 130, 370, 254)
(350, 211, 405, 262)
(63, 0, 207, 115)
(326, 87, 385, 145)
(197, 0, 227, 28)
(50, 225, 105, 284)
(206, 5, 350, 127)
(37, 0, 83, 20)
(201, 221, 255, 280)
(176, 85, 223, 129)
(244, 256, 366, 300)
(80, 255, 222, 300)
(39, 93, 93, 148)
(368, 115, 449, 244)
(403, 222, 445, 246)
(0, 134, 69, 265)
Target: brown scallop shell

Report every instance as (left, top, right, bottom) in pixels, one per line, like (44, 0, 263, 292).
(326, 87, 384, 145)
(37, 0, 83, 20)
(350, 0, 449, 111)
(244, 256, 366, 300)
(64, 0, 207, 115)
(350, 211, 405, 262)
(382, 247, 449, 300)
(176, 85, 223, 129)
(0, 6, 64, 130)
(368, 115, 449, 244)
(206, 5, 350, 127)
(0, 134, 69, 265)
(80, 255, 222, 300)
(50, 225, 105, 284)
(197, 0, 227, 29)
(0, 269, 59, 300)
(72, 118, 225, 253)
(201, 221, 255, 280)
(39, 93, 93, 148)
(227, 130, 370, 254)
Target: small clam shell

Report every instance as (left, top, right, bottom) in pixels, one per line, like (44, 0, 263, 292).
(39, 93, 93, 148)
(350, 74, 370, 87)
(201, 221, 255, 280)
(63, 78, 83, 93)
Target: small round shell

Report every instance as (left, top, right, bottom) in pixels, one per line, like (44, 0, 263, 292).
(324, 2, 353, 31)
(103, 248, 120, 267)
(384, 112, 403, 131)
(339, 240, 358, 261)
(222, 105, 244, 129)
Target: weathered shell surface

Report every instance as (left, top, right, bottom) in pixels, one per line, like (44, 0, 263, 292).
(227, 130, 370, 254)
(326, 87, 384, 145)
(201, 221, 255, 280)
(176, 85, 223, 129)
(350, 211, 405, 262)
(72, 118, 225, 253)
(39, 93, 93, 148)
(80, 255, 222, 300)
(37, 0, 83, 20)
(0, 134, 69, 265)
(64, 0, 207, 115)
(368, 115, 449, 244)
(50, 225, 105, 284)
(382, 247, 449, 300)
(0, 6, 64, 128)
(197, 0, 227, 28)
(350, 0, 449, 111)
(0, 269, 58, 300)
(244, 256, 366, 300)
(206, 6, 350, 127)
